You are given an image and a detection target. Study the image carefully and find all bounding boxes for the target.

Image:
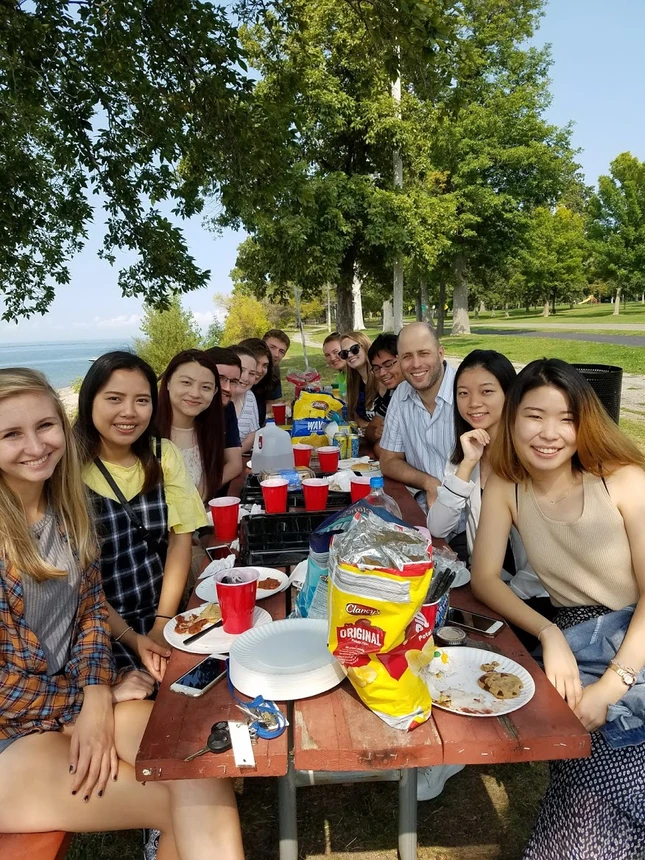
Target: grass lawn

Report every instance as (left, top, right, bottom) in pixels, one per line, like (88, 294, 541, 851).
(68, 759, 549, 859)
(471, 301, 645, 326)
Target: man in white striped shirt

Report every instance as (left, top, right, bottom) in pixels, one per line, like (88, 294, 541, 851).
(379, 322, 456, 512)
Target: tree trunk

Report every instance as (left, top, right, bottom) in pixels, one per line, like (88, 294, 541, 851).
(641, 293, 644, 304)
(478, 300, 486, 315)
(326, 283, 332, 332)
(525, 297, 530, 313)
(551, 288, 557, 315)
(352, 272, 365, 330)
(541, 299, 550, 317)
(420, 277, 431, 323)
(504, 303, 510, 318)
(613, 287, 621, 315)
(382, 299, 394, 331)
(436, 279, 446, 338)
(337, 250, 354, 333)
(393, 259, 404, 332)
(451, 255, 471, 335)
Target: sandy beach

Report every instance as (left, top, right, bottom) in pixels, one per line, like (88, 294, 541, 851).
(58, 386, 78, 414)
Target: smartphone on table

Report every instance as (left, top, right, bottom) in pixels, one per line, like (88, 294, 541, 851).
(170, 655, 228, 698)
(448, 608, 504, 637)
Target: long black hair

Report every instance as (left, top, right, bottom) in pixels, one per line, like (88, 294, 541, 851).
(157, 349, 225, 500)
(74, 351, 162, 493)
(451, 350, 517, 465)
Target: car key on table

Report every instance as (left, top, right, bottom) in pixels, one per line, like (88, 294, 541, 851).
(184, 721, 232, 762)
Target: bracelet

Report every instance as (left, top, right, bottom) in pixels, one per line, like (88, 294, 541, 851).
(114, 626, 133, 643)
(610, 658, 637, 675)
(537, 622, 556, 642)
(155, 614, 172, 620)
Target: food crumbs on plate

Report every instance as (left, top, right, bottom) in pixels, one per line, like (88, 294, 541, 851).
(480, 661, 500, 673)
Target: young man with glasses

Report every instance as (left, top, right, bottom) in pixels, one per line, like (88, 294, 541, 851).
(204, 346, 244, 491)
(365, 333, 403, 454)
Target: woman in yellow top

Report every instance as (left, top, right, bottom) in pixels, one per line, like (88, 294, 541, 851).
(75, 352, 207, 676)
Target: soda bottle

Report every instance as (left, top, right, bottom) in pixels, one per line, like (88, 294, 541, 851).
(365, 476, 402, 518)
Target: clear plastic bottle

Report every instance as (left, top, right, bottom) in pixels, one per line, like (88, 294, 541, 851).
(252, 419, 295, 474)
(365, 475, 402, 519)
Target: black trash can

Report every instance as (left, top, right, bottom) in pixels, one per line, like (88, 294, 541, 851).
(571, 364, 623, 424)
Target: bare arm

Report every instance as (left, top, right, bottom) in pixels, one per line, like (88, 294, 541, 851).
(379, 447, 441, 506)
(221, 446, 243, 487)
(240, 431, 256, 455)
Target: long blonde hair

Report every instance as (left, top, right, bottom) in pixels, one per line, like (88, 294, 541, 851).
(342, 332, 377, 421)
(0, 369, 97, 581)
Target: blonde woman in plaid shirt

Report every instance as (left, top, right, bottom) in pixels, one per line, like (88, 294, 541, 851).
(0, 370, 243, 859)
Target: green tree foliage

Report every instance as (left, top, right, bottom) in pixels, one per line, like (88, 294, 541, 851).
(0, 0, 249, 320)
(588, 152, 645, 314)
(220, 294, 271, 344)
(212, 0, 455, 331)
(134, 297, 202, 375)
(202, 318, 225, 349)
(508, 206, 588, 316)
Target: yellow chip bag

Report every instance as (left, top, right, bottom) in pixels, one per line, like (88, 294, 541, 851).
(327, 513, 435, 731)
(291, 391, 344, 448)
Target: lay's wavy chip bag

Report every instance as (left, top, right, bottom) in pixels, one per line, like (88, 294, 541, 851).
(291, 392, 344, 448)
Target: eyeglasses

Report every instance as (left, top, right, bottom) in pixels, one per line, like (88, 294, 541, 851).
(339, 344, 361, 360)
(371, 358, 398, 375)
(218, 375, 240, 387)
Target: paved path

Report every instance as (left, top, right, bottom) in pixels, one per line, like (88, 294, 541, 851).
(473, 320, 645, 332)
(474, 328, 645, 347)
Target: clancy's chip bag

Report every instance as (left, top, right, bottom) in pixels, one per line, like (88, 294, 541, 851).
(327, 511, 435, 731)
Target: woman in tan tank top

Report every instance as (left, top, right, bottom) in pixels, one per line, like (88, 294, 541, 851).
(471, 358, 645, 859)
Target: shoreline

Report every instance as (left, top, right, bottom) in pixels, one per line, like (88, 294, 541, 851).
(57, 386, 78, 414)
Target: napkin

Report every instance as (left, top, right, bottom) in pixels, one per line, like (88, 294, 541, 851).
(327, 470, 351, 493)
(198, 554, 236, 580)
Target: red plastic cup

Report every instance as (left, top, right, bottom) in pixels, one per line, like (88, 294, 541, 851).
(293, 443, 313, 467)
(272, 402, 287, 424)
(209, 496, 240, 543)
(260, 477, 289, 513)
(317, 446, 339, 473)
(350, 475, 372, 503)
(421, 593, 450, 632)
(302, 478, 329, 511)
(214, 568, 258, 634)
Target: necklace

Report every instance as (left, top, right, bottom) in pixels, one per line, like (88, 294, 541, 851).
(538, 477, 577, 505)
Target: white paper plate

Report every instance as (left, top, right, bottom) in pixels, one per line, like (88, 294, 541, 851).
(229, 618, 345, 700)
(425, 647, 535, 717)
(165, 606, 272, 654)
(195, 568, 289, 603)
(451, 566, 471, 588)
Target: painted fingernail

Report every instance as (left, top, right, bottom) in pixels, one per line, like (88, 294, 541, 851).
(83, 795, 89, 803)
(113, 774, 118, 781)
(98, 790, 103, 798)
(71, 790, 77, 796)
(69, 765, 75, 773)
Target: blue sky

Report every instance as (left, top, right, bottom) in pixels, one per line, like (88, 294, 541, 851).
(1, 0, 644, 343)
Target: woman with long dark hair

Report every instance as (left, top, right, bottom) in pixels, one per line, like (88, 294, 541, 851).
(472, 359, 645, 857)
(0, 368, 243, 859)
(157, 349, 225, 501)
(427, 350, 543, 597)
(239, 337, 273, 425)
(75, 352, 207, 674)
(340, 331, 378, 429)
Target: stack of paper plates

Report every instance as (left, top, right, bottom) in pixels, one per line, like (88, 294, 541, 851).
(229, 618, 346, 700)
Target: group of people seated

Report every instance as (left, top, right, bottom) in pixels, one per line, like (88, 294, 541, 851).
(0, 320, 643, 859)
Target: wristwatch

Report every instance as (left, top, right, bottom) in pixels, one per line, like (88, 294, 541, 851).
(609, 659, 637, 688)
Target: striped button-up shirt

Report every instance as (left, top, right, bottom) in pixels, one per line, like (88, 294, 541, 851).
(380, 362, 456, 488)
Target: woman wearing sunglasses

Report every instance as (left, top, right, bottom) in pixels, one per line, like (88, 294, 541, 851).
(340, 332, 378, 429)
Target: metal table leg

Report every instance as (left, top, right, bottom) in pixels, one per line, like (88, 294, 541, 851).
(278, 731, 298, 860)
(398, 767, 417, 860)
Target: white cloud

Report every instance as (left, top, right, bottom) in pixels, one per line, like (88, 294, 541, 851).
(88, 314, 142, 329)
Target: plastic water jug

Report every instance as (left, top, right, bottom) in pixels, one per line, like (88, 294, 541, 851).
(365, 476, 402, 518)
(252, 419, 295, 474)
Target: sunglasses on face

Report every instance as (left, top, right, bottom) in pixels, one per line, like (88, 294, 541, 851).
(371, 358, 398, 375)
(339, 344, 361, 360)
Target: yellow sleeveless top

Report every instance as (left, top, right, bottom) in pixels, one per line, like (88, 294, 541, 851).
(516, 472, 637, 609)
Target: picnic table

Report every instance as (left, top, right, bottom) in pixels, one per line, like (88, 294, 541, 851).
(136, 470, 590, 860)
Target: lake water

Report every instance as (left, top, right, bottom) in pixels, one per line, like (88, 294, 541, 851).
(0, 340, 133, 389)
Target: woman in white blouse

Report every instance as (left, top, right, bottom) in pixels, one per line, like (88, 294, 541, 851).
(230, 345, 260, 455)
(427, 349, 546, 603)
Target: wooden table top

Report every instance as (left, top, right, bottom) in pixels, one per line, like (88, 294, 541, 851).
(136, 467, 590, 782)
(135, 591, 289, 782)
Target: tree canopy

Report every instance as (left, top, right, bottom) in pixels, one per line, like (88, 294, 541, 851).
(0, 0, 249, 321)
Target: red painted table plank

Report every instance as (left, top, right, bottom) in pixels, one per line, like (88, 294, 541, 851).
(136, 591, 289, 781)
(436, 587, 591, 764)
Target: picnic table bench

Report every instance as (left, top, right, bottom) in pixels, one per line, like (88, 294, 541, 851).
(136, 472, 591, 860)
